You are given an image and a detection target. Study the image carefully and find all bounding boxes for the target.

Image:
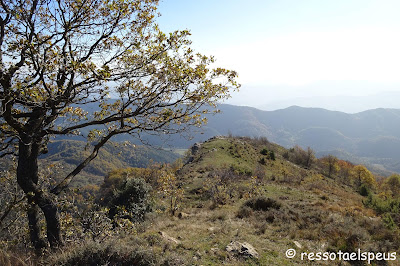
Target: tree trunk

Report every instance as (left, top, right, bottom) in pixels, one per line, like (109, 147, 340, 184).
(27, 201, 47, 250)
(36, 191, 63, 248)
(17, 137, 63, 249)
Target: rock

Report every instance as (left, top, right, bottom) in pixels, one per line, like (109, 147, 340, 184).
(226, 241, 259, 259)
(293, 240, 302, 249)
(193, 250, 202, 261)
(191, 143, 202, 154)
(208, 227, 217, 232)
(210, 247, 219, 254)
(159, 231, 181, 245)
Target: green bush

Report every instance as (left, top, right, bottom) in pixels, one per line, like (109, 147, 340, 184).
(260, 148, 269, 156)
(269, 150, 276, 161)
(108, 178, 152, 222)
(230, 164, 253, 176)
(359, 184, 371, 197)
(364, 194, 400, 215)
(383, 213, 396, 229)
(260, 148, 275, 161)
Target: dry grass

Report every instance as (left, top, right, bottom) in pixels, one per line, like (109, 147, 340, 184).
(4, 136, 399, 265)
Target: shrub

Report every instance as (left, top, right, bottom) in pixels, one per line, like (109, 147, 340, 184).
(325, 217, 369, 256)
(157, 171, 184, 216)
(260, 148, 269, 156)
(243, 197, 281, 212)
(282, 151, 290, 160)
(383, 213, 396, 229)
(251, 136, 269, 146)
(364, 193, 400, 215)
(269, 150, 276, 161)
(260, 148, 275, 161)
(359, 184, 371, 197)
(236, 205, 253, 218)
(108, 178, 152, 222)
(288, 146, 315, 168)
(208, 183, 230, 206)
(230, 164, 253, 176)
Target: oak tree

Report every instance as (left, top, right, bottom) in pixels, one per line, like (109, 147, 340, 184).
(0, 0, 239, 249)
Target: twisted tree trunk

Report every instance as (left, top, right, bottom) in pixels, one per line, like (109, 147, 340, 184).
(17, 136, 63, 249)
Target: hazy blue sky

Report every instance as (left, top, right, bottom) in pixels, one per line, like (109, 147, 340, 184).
(157, 0, 400, 112)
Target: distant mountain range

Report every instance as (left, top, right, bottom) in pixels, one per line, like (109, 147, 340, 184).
(177, 104, 400, 175)
(257, 91, 400, 113)
(227, 83, 400, 113)
(54, 102, 400, 175)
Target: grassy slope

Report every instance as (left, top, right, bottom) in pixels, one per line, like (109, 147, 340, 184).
(138, 137, 397, 265)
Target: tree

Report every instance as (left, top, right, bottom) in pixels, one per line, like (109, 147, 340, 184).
(0, 0, 239, 249)
(337, 159, 353, 183)
(157, 170, 183, 216)
(320, 155, 339, 178)
(291, 145, 315, 168)
(305, 147, 316, 168)
(351, 165, 376, 190)
(383, 174, 400, 198)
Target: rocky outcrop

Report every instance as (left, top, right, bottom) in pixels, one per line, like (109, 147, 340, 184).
(159, 231, 181, 245)
(187, 142, 202, 163)
(226, 241, 259, 259)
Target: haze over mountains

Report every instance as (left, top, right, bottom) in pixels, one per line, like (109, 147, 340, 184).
(258, 91, 400, 113)
(227, 82, 400, 113)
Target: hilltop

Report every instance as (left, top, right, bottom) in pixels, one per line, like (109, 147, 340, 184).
(176, 105, 400, 175)
(141, 136, 397, 265)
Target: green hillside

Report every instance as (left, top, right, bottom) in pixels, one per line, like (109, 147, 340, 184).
(39, 139, 180, 186)
(129, 137, 400, 264)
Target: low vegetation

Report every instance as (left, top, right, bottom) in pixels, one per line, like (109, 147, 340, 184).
(1, 136, 400, 265)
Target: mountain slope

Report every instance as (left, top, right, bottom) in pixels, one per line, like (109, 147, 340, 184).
(135, 136, 398, 265)
(39, 139, 180, 186)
